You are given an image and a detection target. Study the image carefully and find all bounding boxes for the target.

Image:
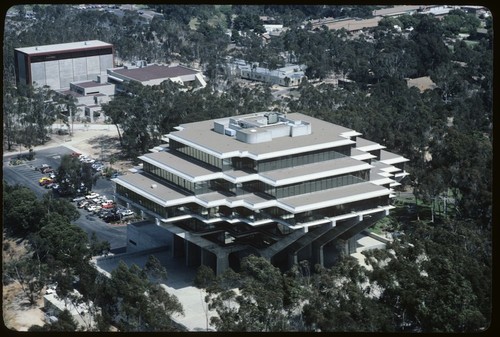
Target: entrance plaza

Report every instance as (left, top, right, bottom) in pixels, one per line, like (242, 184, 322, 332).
(92, 222, 390, 331)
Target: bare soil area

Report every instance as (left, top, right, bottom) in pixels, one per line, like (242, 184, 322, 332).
(2, 235, 45, 331)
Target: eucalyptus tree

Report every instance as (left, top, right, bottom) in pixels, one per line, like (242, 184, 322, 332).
(56, 154, 96, 196)
(206, 256, 301, 332)
(107, 261, 184, 332)
(364, 218, 491, 332)
(3, 184, 45, 235)
(3, 84, 19, 151)
(303, 257, 393, 332)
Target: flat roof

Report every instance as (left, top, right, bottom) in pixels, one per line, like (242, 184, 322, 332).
(110, 64, 199, 82)
(372, 5, 421, 16)
(356, 137, 385, 149)
(380, 149, 408, 162)
(260, 156, 371, 184)
(73, 80, 112, 88)
(15, 40, 112, 55)
(115, 173, 190, 205)
(168, 112, 356, 160)
(140, 151, 219, 179)
(280, 181, 389, 211)
(56, 90, 83, 97)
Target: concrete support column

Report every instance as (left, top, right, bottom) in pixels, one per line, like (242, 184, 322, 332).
(172, 235, 184, 258)
(346, 236, 358, 254)
(288, 252, 298, 269)
(201, 248, 209, 266)
(186, 241, 201, 267)
(313, 244, 324, 267)
(216, 251, 229, 276)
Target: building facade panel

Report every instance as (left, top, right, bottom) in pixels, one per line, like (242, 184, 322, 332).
(99, 54, 113, 72)
(44, 60, 60, 88)
(16, 52, 28, 84)
(85, 55, 101, 79)
(72, 57, 88, 81)
(31, 62, 46, 86)
(58, 58, 74, 88)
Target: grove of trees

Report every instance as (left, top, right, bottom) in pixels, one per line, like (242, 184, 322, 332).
(3, 183, 184, 331)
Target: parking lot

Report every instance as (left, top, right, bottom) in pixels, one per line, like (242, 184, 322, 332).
(3, 146, 127, 251)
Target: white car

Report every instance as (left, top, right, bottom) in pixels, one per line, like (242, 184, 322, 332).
(86, 192, 99, 199)
(73, 196, 86, 202)
(86, 205, 98, 212)
(119, 209, 134, 217)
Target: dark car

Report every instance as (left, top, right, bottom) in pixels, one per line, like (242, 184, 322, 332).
(103, 213, 121, 223)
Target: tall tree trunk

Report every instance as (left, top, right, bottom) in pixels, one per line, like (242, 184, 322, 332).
(115, 124, 123, 146)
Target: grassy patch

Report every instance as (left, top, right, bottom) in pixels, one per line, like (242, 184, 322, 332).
(370, 216, 397, 235)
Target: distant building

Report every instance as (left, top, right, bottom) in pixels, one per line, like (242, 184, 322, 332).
(107, 62, 207, 89)
(113, 112, 408, 275)
(14, 40, 114, 90)
(227, 58, 307, 86)
(56, 73, 115, 122)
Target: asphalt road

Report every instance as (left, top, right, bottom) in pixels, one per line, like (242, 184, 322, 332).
(3, 146, 127, 251)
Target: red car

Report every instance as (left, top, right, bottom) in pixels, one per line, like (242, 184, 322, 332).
(101, 201, 115, 209)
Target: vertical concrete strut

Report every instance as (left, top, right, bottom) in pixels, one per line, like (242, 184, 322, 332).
(311, 216, 362, 266)
(313, 210, 388, 265)
(259, 226, 309, 260)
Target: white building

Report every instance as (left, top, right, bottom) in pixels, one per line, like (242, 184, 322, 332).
(15, 40, 114, 90)
(227, 58, 307, 87)
(113, 112, 409, 274)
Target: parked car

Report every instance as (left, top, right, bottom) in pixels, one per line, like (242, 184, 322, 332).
(119, 209, 134, 217)
(77, 201, 89, 209)
(86, 204, 98, 212)
(39, 164, 51, 173)
(86, 192, 100, 199)
(104, 213, 121, 222)
(39, 177, 54, 186)
(96, 209, 111, 218)
(70, 152, 82, 158)
(39, 177, 51, 184)
(101, 199, 114, 205)
(41, 167, 54, 174)
(73, 196, 86, 202)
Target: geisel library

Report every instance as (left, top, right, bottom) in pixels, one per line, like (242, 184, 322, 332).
(113, 112, 408, 274)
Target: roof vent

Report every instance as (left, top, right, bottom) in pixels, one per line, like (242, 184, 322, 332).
(151, 184, 157, 189)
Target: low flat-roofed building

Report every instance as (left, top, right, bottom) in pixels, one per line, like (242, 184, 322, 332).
(107, 63, 206, 88)
(56, 73, 115, 122)
(227, 58, 307, 86)
(114, 112, 408, 274)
